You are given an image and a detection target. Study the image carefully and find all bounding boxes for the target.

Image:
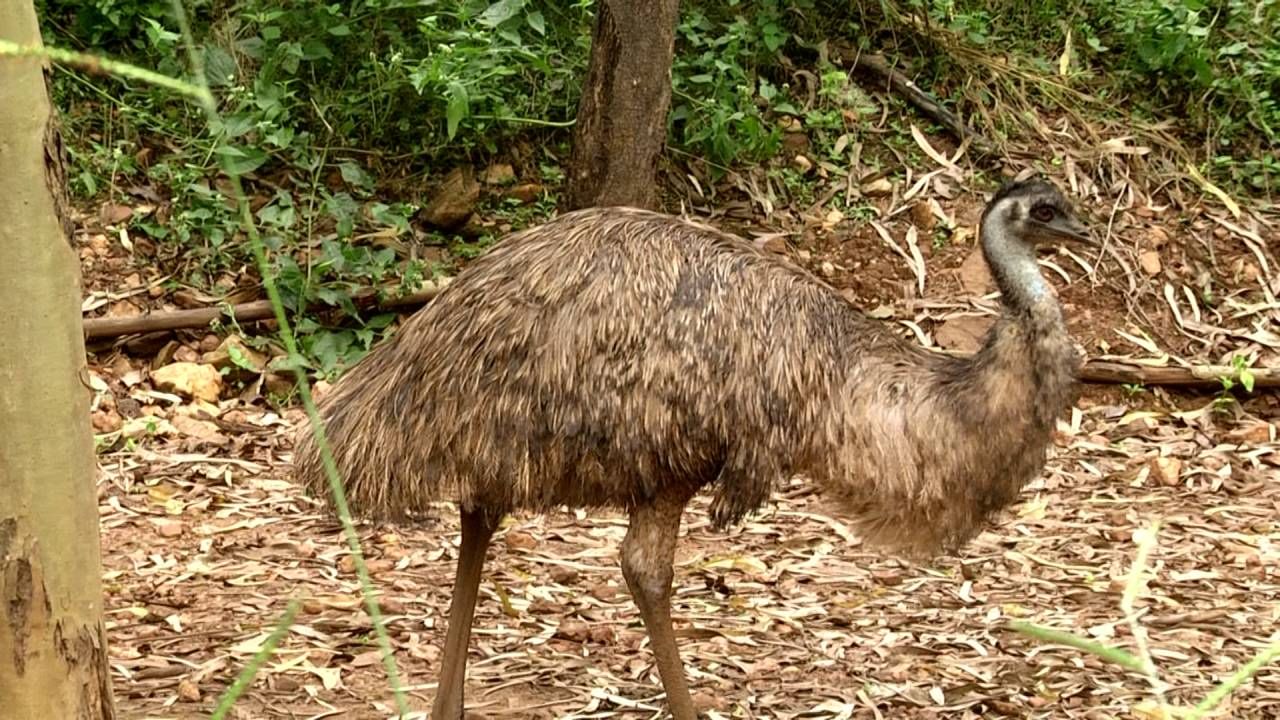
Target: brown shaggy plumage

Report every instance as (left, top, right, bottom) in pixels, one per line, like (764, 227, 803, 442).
(293, 177, 1091, 718)
(293, 181, 1083, 558)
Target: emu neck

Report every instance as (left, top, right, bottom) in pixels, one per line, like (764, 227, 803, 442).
(973, 207, 1077, 426)
(981, 210, 1054, 321)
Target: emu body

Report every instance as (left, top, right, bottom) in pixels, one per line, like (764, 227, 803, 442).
(293, 178, 1090, 719)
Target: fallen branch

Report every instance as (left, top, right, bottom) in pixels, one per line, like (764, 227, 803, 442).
(831, 45, 995, 157)
(82, 280, 449, 340)
(1077, 361, 1279, 389)
(85, 293, 1274, 390)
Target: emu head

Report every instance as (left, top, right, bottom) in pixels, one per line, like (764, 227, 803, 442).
(982, 177, 1093, 250)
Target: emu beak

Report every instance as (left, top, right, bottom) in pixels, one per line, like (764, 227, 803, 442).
(1049, 215, 1094, 246)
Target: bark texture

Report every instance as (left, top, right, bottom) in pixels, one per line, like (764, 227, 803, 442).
(562, 0, 681, 211)
(0, 4, 116, 718)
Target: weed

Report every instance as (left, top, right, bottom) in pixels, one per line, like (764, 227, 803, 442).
(1122, 382, 1147, 397)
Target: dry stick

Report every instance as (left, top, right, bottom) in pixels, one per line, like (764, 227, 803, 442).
(81, 282, 447, 340)
(831, 45, 996, 157)
(82, 298, 1277, 389)
(1077, 361, 1279, 389)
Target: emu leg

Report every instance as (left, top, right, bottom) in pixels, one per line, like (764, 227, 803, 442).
(431, 507, 499, 720)
(620, 490, 698, 720)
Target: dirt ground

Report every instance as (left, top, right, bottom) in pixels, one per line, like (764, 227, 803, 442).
(79, 156, 1279, 719)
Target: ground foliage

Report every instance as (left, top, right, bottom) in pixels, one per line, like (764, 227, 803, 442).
(41, 0, 1280, 375)
(77, 123, 1280, 716)
(31, 6, 1280, 714)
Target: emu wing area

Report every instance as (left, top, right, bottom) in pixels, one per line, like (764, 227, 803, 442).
(294, 208, 911, 527)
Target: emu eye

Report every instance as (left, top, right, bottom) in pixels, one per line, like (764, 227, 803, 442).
(1031, 205, 1055, 222)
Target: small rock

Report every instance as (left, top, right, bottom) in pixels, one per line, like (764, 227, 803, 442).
(198, 334, 221, 353)
(504, 182, 543, 205)
(819, 261, 836, 277)
(173, 346, 201, 363)
(176, 678, 201, 702)
(861, 177, 893, 196)
(958, 247, 994, 295)
(1139, 250, 1162, 277)
(549, 566, 579, 584)
(504, 531, 537, 551)
(482, 163, 516, 185)
(151, 362, 222, 402)
(1150, 456, 1182, 486)
(791, 154, 813, 174)
(419, 166, 480, 230)
(156, 519, 184, 538)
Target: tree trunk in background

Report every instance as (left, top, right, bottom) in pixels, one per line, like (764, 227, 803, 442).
(0, 3, 116, 718)
(562, 0, 681, 211)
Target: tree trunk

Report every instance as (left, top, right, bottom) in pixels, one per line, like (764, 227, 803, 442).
(0, 4, 116, 718)
(562, 0, 681, 211)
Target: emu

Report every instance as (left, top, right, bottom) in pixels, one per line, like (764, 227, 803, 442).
(293, 177, 1092, 719)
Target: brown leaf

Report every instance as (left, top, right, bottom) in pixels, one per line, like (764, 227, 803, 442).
(100, 203, 134, 225)
(171, 414, 224, 442)
(555, 619, 590, 643)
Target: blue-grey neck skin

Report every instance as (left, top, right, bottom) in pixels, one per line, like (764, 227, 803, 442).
(980, 200, 1057, 319)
